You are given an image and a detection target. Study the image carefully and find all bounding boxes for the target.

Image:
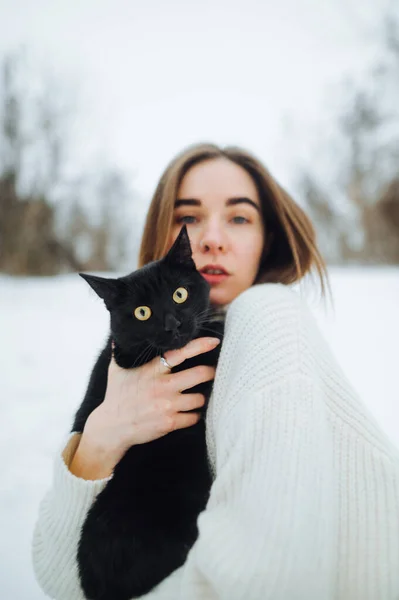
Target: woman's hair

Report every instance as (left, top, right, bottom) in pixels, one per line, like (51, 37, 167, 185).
(138, 143, 330, 297)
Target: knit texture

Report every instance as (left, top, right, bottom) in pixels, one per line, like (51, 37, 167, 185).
(32, 283, 399, 599)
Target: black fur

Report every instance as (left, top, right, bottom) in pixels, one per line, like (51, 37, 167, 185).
(72, 226, 224, 600)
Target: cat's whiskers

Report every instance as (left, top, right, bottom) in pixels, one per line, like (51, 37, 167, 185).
(132, 342, 154, 368)
(199, 328, 225, 339)
(195, 309, 213, 320)
(195, 317, 225, 339)
(143, 343, 156, 365)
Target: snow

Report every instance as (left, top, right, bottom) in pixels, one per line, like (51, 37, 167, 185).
(1, 268, 398, 599)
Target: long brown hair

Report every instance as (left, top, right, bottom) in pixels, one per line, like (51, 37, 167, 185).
(138, 143, 330, 298)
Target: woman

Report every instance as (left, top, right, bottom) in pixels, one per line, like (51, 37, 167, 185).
(32, 143, 399, 600)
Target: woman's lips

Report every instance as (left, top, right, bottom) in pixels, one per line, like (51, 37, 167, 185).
(199, 265, 230, 286)
(200, 272, 229, 285)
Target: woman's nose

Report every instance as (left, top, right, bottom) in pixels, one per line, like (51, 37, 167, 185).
(199, 224, 227, 253)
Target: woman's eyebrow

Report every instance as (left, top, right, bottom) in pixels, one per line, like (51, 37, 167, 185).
(175, 197, 260, 212)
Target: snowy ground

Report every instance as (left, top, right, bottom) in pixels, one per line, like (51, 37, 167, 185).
(1, 268, 398, 599)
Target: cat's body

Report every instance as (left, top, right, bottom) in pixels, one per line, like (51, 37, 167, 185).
(72, 226, 224, 600)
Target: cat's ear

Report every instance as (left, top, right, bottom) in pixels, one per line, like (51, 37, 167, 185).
(79, 273, 124, 310)
(164, 225, 196, 270)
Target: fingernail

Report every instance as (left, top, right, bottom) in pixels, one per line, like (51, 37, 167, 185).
(206, 338, 221, 345)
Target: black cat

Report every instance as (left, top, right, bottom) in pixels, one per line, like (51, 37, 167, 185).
(72, 225, 224, 600)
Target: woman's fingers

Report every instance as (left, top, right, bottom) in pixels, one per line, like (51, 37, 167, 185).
(102, 336, 220, 450)
(169, 364, 215, 393)
(171, 411, 201, 431)
(162, 337, 220, 370)
(175, 393, 206, 412)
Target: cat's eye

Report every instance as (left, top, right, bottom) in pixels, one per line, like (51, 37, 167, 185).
(173, 287, 188, 304)
(134, 306, 152, 321)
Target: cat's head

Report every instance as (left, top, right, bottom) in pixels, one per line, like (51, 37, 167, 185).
(79, 225, 211, 353)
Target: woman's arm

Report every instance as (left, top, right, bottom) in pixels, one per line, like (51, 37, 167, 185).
(173, 376, 337, 600)
(162, 284, 338, 600)
(32, 336, 219, 600)
(32, 433, 184, 600)
(31, 433, 112, 600)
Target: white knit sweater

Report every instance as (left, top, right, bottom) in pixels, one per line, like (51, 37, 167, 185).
(32, 283, 399, 600)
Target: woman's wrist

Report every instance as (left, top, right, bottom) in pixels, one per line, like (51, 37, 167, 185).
(69, 434, 117, 481)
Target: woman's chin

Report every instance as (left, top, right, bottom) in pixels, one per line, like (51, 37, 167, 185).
(209, 288, 233, 306)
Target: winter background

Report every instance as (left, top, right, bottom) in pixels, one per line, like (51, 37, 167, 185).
(1, 0, 399, 599)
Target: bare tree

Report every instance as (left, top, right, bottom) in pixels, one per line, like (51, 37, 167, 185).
(0, 49, 134, 275)
(297, 10, 399, 264)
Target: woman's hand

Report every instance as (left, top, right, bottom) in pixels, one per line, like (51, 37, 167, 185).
(70, 337, 220, 480)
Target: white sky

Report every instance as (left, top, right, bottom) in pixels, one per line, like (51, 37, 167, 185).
(0, 0, 393, 203)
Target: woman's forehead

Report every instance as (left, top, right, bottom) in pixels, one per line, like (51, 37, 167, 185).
(177, 157, 260, 205)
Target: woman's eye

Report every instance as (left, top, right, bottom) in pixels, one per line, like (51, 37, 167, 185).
(176, 215, 197, 224)
(134, 306, 152, 321)
(232, 216, 249, 224)
(173, 287, 189, 304)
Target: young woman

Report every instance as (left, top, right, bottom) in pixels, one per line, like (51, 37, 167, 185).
(32, 144, 399, 600)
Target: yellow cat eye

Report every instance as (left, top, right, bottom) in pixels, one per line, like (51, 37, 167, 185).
(173, 287, 188, 304)
(134, 306, 152, 321)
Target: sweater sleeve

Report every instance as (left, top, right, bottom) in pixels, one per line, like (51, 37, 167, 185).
(31, 433, 182, 600)
(32, 433, 113, 600)
(173, 376, 337, 600)
(167, 284, 338, 599)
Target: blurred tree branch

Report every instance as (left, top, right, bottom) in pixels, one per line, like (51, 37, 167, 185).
(0, 49, 135, 275)
(298, 8, 399, 264)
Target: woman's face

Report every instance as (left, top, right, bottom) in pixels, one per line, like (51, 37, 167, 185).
(168, 157, 265, 306)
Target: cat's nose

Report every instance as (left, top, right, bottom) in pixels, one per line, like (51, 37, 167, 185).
(164, 313, 182, 332)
